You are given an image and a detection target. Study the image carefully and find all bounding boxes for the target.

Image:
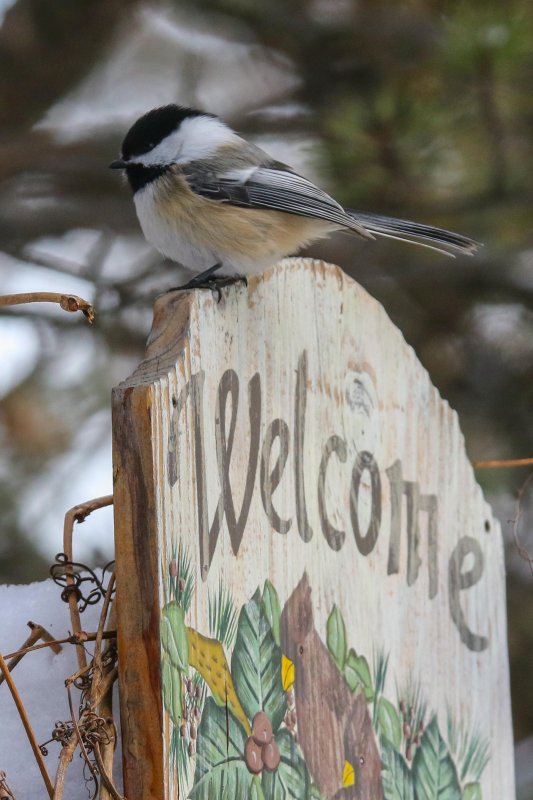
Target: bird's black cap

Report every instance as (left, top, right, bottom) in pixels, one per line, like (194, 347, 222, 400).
(118, 104, 212, 161)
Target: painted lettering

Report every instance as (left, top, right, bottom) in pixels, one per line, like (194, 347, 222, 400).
(168, 371, 211, 580)
(350, 451, 381, 556)
(261, 419, 291, 534)
(209, 369, 261, 558)
(448, 536, 489, 651)
(294, 351, 313, 543)
(318, 435, 347, 551)
(386, 460, 438, 599)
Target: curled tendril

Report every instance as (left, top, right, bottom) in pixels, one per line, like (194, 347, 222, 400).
(81, 712, 113, 749)
(74, 673, 93, 692)
(40, 713, 112, 758)
(50, 555, 115, 612)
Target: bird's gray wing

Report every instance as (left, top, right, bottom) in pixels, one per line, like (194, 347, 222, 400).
(182, 163, 478, 255)
(182, 164, 373, 238)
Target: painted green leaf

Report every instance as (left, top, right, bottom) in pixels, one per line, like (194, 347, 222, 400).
(377, 696, 402, 749)
(261, 729, 310, 799)
(250, 776, 266, 800)
(381, 737, 415, 800)
(326, 604, 347, 670)
(161, 601, 189, 672)
(161, 654, 182, 726)
(262, 579, 281, 646)
(308, 785, 326, 800)
(231, 590, 287, 733)
(192, 696, 248, 793)
(190, 761, 254, 800)
(462, 784, 482, 800)
(344, 648, 374, 700)
(412, 716, 462, 799)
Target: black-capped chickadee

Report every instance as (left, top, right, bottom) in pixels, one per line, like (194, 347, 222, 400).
(110, 105, 478, 290)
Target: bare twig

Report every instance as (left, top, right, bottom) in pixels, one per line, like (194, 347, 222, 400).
(93, 740, 124, 800)
(0, 621, 61, 686)
(93, 574, 116, 676)
(0, 652, 54, 799)
(0, 496, 119, 799)
(30, 622, 63, 655)
(0, 770, 16, 800)
(56, 569, 121, 799)
(66, 662, 93, 688)
(62, 495, 114, 670)
(53, 735, 78, 800)
(90, 575, 122, 800)
(45, 496, 119, 798)
(0, 292, 94, 323)
(66, 684, 99, 787)
(3, 630, 116, 661)
(91, 667, 118, 710)
(512, 472, 533, 578)
(474, 457, 533, 469)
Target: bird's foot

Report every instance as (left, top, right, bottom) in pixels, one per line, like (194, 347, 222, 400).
(165, 262, 222, 292)
(166, 267, 247, 302)
(200, 275, 247, 302)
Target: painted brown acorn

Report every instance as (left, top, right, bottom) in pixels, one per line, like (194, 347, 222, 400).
(280, 573, 384, 800)
(245, 737, 264, 774)
(244, 711, 281, 775)
(262, 740, 281, 771)
(252, 711, 273, 746)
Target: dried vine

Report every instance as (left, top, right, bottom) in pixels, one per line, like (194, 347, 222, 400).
(0, 495, 124, 799)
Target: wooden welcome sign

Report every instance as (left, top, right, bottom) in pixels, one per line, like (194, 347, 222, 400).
(112, 259, 514, 800)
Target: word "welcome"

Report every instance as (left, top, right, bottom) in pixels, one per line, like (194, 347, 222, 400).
(168, 351, 488, 653)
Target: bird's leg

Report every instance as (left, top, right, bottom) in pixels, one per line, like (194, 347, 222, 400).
(169, 263, 223, 291)
(207, 275, 248, 289)
(166, 265, 248, 302)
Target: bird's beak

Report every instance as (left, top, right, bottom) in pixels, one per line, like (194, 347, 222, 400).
(109, 159, 128, 169)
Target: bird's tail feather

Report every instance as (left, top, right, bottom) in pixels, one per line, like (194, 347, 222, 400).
(347, 209, 480, 258)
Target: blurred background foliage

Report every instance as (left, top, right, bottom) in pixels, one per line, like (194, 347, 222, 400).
(0, 0, 532, 788)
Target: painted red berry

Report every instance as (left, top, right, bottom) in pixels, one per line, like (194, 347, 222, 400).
(252, 711, 273, 745)
(262, 740, 281, 772)
(244, 737, 264, 774)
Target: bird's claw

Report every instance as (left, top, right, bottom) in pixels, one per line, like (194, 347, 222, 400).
(206, 275, 247, 303)
(166, 274, 248, 303)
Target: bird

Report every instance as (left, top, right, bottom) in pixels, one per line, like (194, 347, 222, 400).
(110, 104, 479, 291)
(280, 573, 384, 800)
